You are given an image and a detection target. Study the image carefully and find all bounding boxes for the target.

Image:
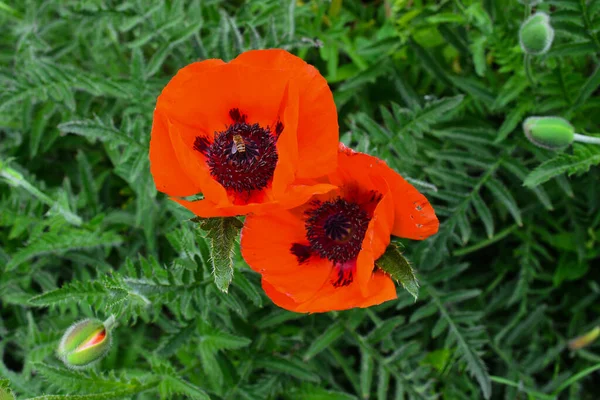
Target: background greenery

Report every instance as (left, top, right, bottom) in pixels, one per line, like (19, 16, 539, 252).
(1, 0, 599, 399)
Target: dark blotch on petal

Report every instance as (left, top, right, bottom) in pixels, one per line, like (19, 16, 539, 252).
(332, 263, 354, 287)
(290, 243, 312, 264)
(275, 121, 284, 137)
(229, 108, 247, 124)
(193, 136, 211, 155)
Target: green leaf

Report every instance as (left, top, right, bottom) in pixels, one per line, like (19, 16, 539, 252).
(160, 376, 210, 400)
(429, 286, 492, 399)
(470, 36, 487, 77)
(304, 322, 345, 360)
(0, 159, 82, 226)
(495, 101, 530, 142)
(7, 229, 122, 271)
(76, 151, 99, 214)
(156, 323, 197, 357)
(485, 179, 523, 226)
(396, 95, 464, 138)
(375, 245, 419, 300)
(197, 217, 243, 292)
(33, 363, 140, 393)
(359, 348, 374, 399)
(472, 192, 494, 238)
(58, 120, 144, 149)
(29, 102, 55, 158)
(256, 356, 320, 383)
(571, 65, 600, 110)
(524, 145, 600, 187)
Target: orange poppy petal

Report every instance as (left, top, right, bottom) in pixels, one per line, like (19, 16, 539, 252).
(263, 270, 397, 313)
(355, 188, 394, 295)
(174, 183, 336, 218)
(295, 78, 338, 180)
(149, 109, 202, 197)
(271, 81, 299, 197)
(261, 279, 303, 312)
(231, 48, 308, 71)
(372, 162, 439, 240)
(337, 144, 439, 240)
(241, 211, 332, 302)
(156, 59, 231, 134)
(232, 49, 338, 180)
(166, 119, 228, 204)
(270, 183, 338, 214)
(358, 271, 397, 307)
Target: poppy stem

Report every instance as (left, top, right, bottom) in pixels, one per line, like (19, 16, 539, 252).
(524, 4, 531, 20)
(524, 54, 535, 87)
(103, 314, 117, 331)
(573, 133, 600, 145)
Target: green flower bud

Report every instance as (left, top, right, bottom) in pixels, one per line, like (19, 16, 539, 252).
(523, 116, 574, 150)
(519, 12, 554, 55)
(57, 318, 113, 369)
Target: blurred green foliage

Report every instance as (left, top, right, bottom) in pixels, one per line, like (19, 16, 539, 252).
(1, 0, 599, 399)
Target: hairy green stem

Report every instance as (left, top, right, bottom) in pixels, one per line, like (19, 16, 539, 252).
(103, 315, 117, 331)
(524, 54, 535, 87)
(574, 133, 600, 145)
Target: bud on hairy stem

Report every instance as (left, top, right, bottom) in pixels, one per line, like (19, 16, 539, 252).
(520, 12, 554, 56)
(523, 117, 574, 150)
(523, 116, 600, 150)
(57, 315, 115, 369)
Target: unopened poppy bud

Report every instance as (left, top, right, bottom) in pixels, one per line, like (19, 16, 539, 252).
(520, 12, 554, 55)
(57, 317, 114, 368)
(523, 116, 574, 150)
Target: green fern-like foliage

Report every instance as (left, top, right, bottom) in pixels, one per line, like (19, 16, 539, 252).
(1, 0, 599, 400)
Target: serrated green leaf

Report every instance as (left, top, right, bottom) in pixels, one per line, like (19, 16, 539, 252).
(485, 179, 523, 226)
(304, 322, 345, 360)
(375, 245, 419, 300)
(472, 192, 494, 238)
(197, 217, 243, 292)
(524, 145, 600, 187)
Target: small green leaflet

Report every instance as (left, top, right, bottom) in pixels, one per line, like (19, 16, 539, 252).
(523, 145, 600, 187)
(196, 217, 243, 293)
(0, 159, 82, 226)
(375, 244, 419, 300)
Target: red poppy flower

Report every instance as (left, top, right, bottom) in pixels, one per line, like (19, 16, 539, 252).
(241, 144, 439, 312)
(150, 49, 338, 216)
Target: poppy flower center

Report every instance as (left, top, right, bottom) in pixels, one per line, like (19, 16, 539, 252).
(304, 198, 370, 265)
(193, 109, 280, 194)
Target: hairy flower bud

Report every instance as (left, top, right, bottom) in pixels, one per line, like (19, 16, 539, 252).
(57, 317, 113, 368)
(520, 12, 554, 55)
(523, 116, 574, 150)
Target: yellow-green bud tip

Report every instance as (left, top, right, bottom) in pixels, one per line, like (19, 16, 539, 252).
(568, 326, 600, 350)
(520, 12, 554, 56)
(57, 318, 112, 369)
(523, 116, 574, 150)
